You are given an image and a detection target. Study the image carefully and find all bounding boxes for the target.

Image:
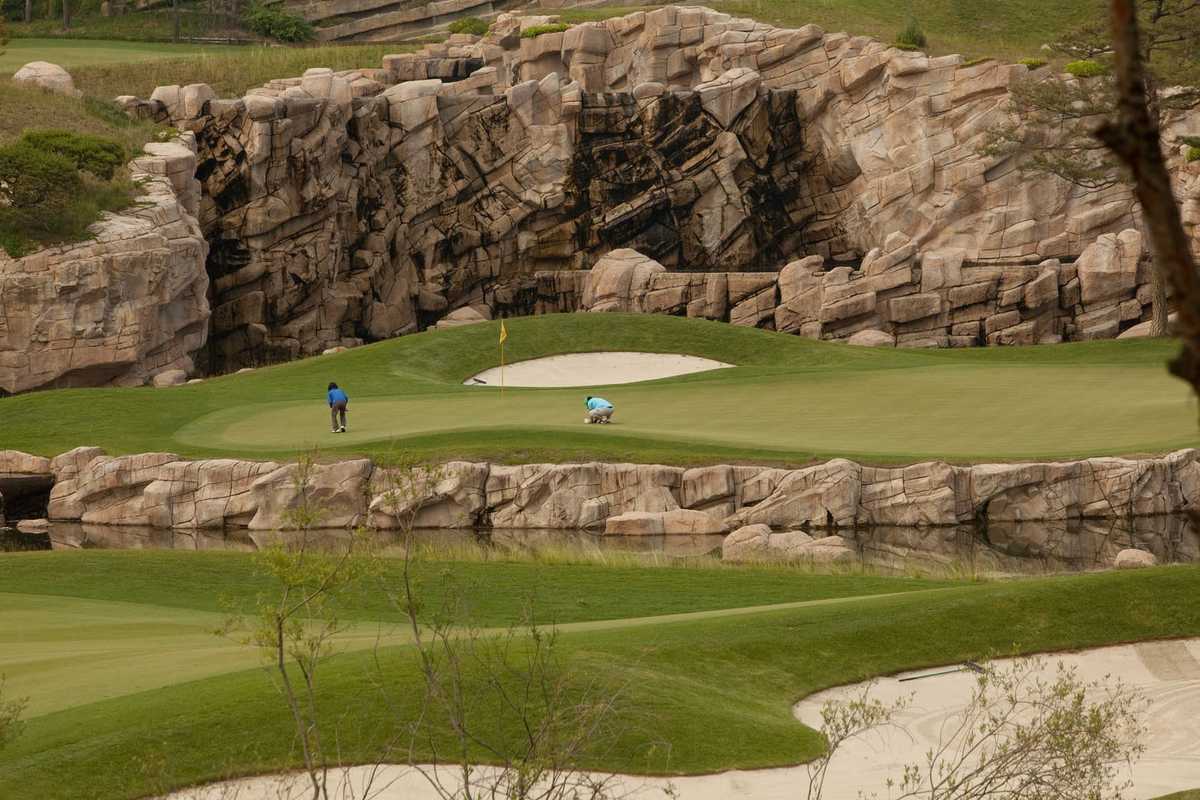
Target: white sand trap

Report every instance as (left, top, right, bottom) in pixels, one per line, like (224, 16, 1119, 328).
(464, 351, 732, 387)
(165, 639, 1200, 800)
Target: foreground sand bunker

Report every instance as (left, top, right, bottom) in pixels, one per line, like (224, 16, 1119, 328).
(464, 352, 732, 387)
(163, 639, 1200, 800)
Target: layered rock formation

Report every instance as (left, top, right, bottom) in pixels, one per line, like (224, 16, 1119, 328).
(0, 138, 210, 394)
(114, 7, 1196, 371)
(723, 515, 1197, 571)
(539, 230, 1159, 345)
(17, 446, 1197, 532)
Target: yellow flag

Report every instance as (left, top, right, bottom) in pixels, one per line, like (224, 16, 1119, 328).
(499, 319, 508, 344)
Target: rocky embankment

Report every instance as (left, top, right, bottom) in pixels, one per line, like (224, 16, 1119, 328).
(0, 448, 1194, 538)
(113, 8, 1200, 369)
(0, 137, 210, 395)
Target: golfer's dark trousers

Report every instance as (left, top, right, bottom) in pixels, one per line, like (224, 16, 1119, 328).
(331, 400, 348, 429)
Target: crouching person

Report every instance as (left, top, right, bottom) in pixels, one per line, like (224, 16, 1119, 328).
(585, 396, 614, 424)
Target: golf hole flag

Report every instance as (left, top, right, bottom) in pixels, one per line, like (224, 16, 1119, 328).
(498, 320, 507, 393)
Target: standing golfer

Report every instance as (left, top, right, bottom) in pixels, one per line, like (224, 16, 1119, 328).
(328, 382, 349, 433)
(585, 395, 614, 424)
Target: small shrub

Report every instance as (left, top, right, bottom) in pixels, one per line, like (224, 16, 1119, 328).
(242, 3, 315, 43)
(0, 137, 137, 258)
(520, 22, 570, 38)
(0, 143, 81, 213)
(1182, 135, 1200, 148)
(19, 130, 125, 180)
(962, 56, 994, 67)
(895, 18, 927, 50)
(447, 16, 489, 36)
(1018, 57, 1047, 69)
(1188, 146, 1200, 163)
(1065, 59, 1107, 78)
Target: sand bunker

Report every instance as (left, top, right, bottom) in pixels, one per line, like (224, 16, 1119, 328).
(464, 351, 732, 387)
(165, 639, 1200, 800)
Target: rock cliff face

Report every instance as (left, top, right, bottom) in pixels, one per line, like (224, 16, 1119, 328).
(24, 446, 1200, 532)
(0, 138, 210, 394)
(119, 6, 1197, 370)
(539, 230, 1160, 345)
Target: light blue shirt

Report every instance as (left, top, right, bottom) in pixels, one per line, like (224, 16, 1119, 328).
(586, 397, 613, 410)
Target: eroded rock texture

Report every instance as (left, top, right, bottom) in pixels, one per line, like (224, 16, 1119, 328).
(117, 6, 1197, 371)
(30, 447, 1200, 532)
(0, 139, 210, 394)
(546, 231, 1160, 345)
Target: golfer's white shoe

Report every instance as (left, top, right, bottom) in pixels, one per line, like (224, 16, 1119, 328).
(584, 417, 592, 424)
(339, 426, 347, 433)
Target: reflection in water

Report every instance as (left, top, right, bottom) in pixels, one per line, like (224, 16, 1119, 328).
(0, 515, 1196, 575)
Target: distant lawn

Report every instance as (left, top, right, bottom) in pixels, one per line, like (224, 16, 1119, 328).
(0, 37, 238, 74)
(0, 38, 413, 99)
(1, 314, 1192, 465)
(1, 563, 1197, 799)
(552, 0, 1097, 61)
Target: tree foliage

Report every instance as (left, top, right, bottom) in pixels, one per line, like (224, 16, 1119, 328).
(986, 0, 1200, 192)
(241, 2, 314, 42)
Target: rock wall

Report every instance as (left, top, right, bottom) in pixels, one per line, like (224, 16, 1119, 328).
(120, 6, 1199, 370)
(18, 446, 1199, 532)
(535, 231, 1161, 345)
(0, 139, 210, 394)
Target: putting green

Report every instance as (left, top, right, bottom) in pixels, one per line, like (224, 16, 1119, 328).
(5, 314, 1196, 463)
(179, 362, 1196, 461)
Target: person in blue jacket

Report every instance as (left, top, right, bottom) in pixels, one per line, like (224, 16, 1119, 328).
(327, 382, 349, 433)
(585, 395, 614, 424)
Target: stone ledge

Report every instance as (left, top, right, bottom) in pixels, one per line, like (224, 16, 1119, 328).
(9, 445, 1195, 532)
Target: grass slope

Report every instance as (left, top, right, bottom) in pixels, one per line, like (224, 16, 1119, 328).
(0, 550, 950, 715)
(1, 314, 1192, 464)
(0, 563, 1196, 799)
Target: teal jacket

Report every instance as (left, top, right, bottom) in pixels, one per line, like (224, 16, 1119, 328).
(586, 397, 613, 410)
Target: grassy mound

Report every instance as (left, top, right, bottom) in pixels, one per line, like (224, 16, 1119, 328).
(553, 0, 1098, 62)
(0, 550, 1197, 799)
(3, 314, 1193, 464)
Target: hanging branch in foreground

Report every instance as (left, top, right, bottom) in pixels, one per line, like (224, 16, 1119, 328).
(1095, 0, 1200, 400)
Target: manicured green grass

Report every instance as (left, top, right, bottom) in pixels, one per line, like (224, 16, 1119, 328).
(1156, 792, 1200, 800)
(0, 550, 951, 715)
(1, 564, 1197, 799)
(2, 314, 1192, 465)
(551, 0, 1096, 61)
(0, 37, 238, 74)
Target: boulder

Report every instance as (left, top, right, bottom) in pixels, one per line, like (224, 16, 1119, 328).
(1114, 548, 1157, 569)
(604, 508, 726, 535)
(1117, 312, 1177, 339)
(721, 523, 773, 560)
(434, 306, 492, 329)
(152, 369, 189, 387)
(847, 329, 895, 347)
(16, 518, 49, 534)
(796, 535, 857, 564)
(11, 61, 79, 96)
(1076, 229, 1142, 306)
(582, 250, 667, 313)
